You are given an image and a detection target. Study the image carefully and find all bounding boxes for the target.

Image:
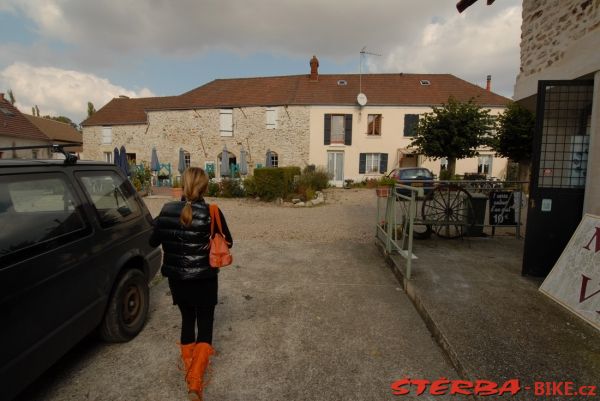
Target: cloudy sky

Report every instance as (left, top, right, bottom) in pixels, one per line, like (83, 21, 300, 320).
(0, 0, 522, 124)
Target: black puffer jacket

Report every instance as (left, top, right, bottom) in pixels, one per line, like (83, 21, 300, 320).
(149, 199, 232, 280)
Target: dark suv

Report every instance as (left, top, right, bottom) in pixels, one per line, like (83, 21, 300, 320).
(0, 155, 161, 401)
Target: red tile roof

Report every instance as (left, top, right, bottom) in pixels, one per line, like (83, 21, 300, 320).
(25, 114, 83, 152)
(82, 73, 511, 126)
(0, 96, 50, 141)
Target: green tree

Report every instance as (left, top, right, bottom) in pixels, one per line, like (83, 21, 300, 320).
(87, 101, 96, 117)
(410, 97, 494, 175)
(490, 102, 535, 182)
(42, 114, 79, 130)
(34, 105, 40, 116)
(7, 89, 15, 105)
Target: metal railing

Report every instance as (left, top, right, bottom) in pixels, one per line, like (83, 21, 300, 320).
(376, 183, 422, 280)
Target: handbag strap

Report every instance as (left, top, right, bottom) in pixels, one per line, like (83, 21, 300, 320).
(209, 204, 224, 237)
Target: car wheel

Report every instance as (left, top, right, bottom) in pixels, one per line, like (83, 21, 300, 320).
(99, 269, 149, 342)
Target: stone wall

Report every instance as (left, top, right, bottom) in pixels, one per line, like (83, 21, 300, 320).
(0, 136, 51, 159)
(519, 0, 599, 79)
(82, 106, 310, 175)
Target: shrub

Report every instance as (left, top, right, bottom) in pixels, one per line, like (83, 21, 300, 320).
(298, 166, 330, 191)
(129, 163, 152, 192)
(280, 166, 302, 195)
(243, 176, 258, 197)
(207, 181, 220, 197)
(254, 168, 286, 200)
(220, 178, 245, 198)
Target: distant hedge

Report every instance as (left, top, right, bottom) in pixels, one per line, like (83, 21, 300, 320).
(254, 166, 301, 200)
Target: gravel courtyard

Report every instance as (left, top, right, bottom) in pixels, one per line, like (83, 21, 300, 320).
(17, 189, 458, 401)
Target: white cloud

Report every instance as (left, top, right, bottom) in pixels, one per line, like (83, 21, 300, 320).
(367, 5, 522, 98)
(0, 63, 154, 123)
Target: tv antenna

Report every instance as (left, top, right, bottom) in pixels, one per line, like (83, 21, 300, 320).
(358, 47, 381, 105)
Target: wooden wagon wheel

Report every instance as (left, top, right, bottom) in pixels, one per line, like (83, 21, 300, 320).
(421, 185, 474, 239)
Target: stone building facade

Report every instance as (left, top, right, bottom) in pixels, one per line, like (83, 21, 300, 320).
(83, 106, 310, 176)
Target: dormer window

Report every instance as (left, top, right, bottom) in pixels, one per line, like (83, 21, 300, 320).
(420, 80, 431, 86)
(337, 80, 348, 86)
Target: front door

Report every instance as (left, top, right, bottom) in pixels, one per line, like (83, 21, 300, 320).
(522, 80, 594, 276)
(327, 151, 344, 187)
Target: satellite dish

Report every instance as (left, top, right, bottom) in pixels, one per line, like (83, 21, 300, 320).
(357, 93, 368, 106)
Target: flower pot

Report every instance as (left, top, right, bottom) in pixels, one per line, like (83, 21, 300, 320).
(376, 186, 391, 197)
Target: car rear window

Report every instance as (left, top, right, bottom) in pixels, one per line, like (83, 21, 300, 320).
(399, 169, 432, 179)
(0, 173, 87, 265)
(76, 171, 140, 228)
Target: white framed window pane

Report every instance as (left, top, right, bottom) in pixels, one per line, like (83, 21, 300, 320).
(103, 152, 113, 163)
(477, 155, 492, 175)
(102, 127, 112, 144)
(331, 115, 345, 143)
(220, 109, 233, 136)
(184, 152, 191, 168)
(366, 153, 380, 173)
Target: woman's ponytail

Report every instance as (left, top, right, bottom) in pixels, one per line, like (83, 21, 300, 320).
(178, 167, 209, 227)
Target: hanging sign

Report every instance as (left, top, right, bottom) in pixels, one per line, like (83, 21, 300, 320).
(540, 214, 600, 331)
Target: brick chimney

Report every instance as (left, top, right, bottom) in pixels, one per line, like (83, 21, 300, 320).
(310, 55, 319, 81)
(486, 75, 492, 91)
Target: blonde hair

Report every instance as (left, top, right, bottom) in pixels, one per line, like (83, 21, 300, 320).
(179, 167, 209, 227)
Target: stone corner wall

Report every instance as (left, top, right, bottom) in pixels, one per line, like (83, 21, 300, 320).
(518, 0, 599, 79)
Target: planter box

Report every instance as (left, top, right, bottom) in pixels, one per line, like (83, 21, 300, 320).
(376, 187, 391, 197)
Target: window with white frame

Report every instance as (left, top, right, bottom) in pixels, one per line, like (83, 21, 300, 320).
(477, 155, 493, 175)
(102, 126, 112, 144)
(269, 151, 279, 167)
(184, 151, 191, 168)
(365, 153, 381, 173)
(32, 150, 38, 159)
(331, 115, 345, 144)
(366, 114, 382, 136)
(266, 107, 277, 129)
(103, 152, 113, 163)
(440, 157, 448, 171)
(220, 109, 233, 136)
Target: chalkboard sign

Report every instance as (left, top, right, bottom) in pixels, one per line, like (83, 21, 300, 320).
(489, 191, 516, 226)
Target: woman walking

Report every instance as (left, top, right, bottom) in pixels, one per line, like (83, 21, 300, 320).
(150, 167, 232, 400)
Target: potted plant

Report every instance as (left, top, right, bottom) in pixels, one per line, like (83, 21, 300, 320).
(375, 175, 396, 197)
(171, 176, 183, 199)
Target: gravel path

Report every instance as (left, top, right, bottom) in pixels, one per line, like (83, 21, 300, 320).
(143, 188, 378, 243)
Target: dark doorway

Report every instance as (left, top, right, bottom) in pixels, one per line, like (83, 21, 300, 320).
(522, 80, 594, 276)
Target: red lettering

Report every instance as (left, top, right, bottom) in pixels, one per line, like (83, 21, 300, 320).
(583, 385, 597, 396)
(534, 382, 546, 395)
(391, 378, 411, 396)
(498, 379, 521, 396)
(583, 227, 600, 252)
(450, 380, 474, 395)
(429, 378, 450, 395)
(564, 382, 574, 396)
(579, 275, 600, 314)
(552, 381, 564, 395)
(474, 380, 498, 396)
(412, 379, 430, 395)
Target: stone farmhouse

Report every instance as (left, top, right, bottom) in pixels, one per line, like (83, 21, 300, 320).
(82, 57, 510, 184)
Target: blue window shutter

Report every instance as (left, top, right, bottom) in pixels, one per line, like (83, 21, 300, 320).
(379, 153, 388, 174)
(344, 114, 353, 145)
(324, 114, 331, 145)
(359, 153, 366, 174)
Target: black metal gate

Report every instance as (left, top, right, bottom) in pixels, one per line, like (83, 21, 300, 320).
(522, 80, 594, 277)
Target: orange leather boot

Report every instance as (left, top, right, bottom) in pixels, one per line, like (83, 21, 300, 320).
(186, 342, 215, 401)
(179, 343, 195, 374)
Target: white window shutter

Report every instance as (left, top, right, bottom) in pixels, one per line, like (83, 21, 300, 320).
(102, 126, 112, 144)
(266, 107, 277, 129)
(220, 109, 233, 136)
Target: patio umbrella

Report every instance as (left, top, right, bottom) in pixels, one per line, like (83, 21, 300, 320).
(239, 147, 248, 175)
(177, 148, 186, 174)
(120, 145, 130, 177)
(265, 149, 272, 167)
(150, 147, 160, 172)
(220, 145, 230, 177)
(113, 147, 120, 168)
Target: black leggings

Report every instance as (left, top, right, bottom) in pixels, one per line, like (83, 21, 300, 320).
(178, 304, 215, 345)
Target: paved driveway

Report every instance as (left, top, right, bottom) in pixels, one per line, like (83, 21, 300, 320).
(17, 189, 457, 401)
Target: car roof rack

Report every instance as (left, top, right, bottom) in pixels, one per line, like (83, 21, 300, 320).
(0, 143, 81, 165)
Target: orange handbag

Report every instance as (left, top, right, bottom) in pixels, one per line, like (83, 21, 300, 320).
(209, 204, 232, 268)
